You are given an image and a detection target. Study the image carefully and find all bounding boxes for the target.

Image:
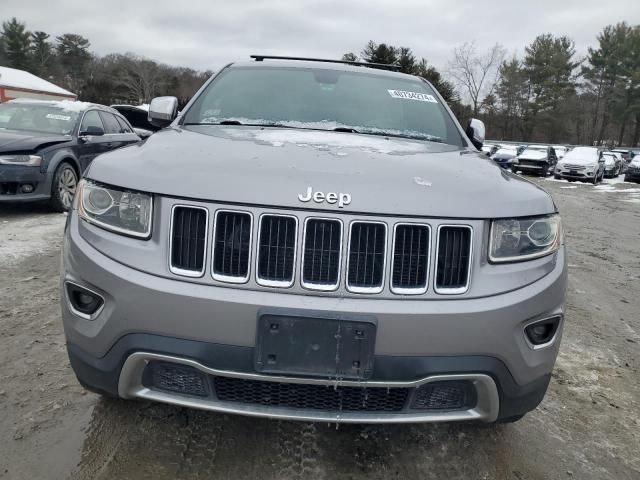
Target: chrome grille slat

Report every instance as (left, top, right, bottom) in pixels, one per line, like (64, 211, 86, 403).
(257, 214, 297, 287)
(302, 218, 342, 290)
(212, 211, 252, 282)
(391, 223, 430, 294)
(435, 225, 472, 294)
(169, 206, 208, 277)
(347, 222, 386, 293)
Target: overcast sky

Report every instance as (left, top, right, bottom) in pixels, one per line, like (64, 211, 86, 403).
(4, 0, 640, 72)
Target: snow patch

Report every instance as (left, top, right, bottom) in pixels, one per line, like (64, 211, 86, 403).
(225, 128, 428, 155)
(0, 213, 65, 265)
(0, 65, 75, 97)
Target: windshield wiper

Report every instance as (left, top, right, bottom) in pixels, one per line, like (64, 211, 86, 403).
(359, 130, 443, 143)
(332, 127, 359, 133)
(183, 120, 292, 128)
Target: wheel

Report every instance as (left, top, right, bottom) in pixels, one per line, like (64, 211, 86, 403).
(50, 162, 78, 212)
(554, 174, 561, 180)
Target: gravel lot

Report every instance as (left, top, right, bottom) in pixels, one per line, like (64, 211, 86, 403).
(0, 176, 639, 480)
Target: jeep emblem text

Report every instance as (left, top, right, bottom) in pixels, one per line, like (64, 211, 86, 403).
(298, 187, 351, 208)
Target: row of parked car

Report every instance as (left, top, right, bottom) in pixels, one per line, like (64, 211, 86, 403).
(0, 99, 158, 211)
(483, 142, 640, 184)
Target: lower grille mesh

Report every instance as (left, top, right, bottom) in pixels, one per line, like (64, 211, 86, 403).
(411, 381, 477, 410)
(214, 376, 409, 412)
(149, 363, 208, 397)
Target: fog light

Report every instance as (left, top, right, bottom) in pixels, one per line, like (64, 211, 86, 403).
(525, 316, 561, 347)
(21, 184, 34, 193)
(65, 282, 104, 319)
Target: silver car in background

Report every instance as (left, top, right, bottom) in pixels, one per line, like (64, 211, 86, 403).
(60, 56, 567, 424)
(555, 146, 605, 184)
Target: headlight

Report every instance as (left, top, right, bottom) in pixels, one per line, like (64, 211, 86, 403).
(490, 214, 562, 263)
(78, 180, 153, 238)
(0, 154, 42, 166)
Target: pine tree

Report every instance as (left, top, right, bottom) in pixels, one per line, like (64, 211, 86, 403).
(523, 34, 578, 142)
(1, 17, 31, 70)
(56, 33, 92, 94)
(30, 31, 53, 78)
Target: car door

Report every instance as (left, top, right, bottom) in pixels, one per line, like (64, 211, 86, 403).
(114, 114, 143, 145)
(76, 110, 113, 173)
(98, 111, 127, 152)
(548, 147, 557, 169)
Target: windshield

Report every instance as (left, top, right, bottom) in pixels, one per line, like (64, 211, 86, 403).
(182, 66, 465, 147)
(520, 147, 547, 156)
(0, 103, 80, 135)
(562, 147, 598, 162)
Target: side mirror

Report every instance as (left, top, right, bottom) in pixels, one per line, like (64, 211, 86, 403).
(80, 125, 105, 137)
(465, 118, 485, 151)
(148, 96, 178, 128)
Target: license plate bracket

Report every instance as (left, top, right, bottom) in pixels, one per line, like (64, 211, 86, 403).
(255, 314, 376, 380)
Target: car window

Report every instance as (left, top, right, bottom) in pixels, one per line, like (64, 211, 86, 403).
(549, 147, 556, 156)
(81, 110, 105, 132)
(115, 115, 133, 133)
(99, 112, 123, 134)
(183, 66, 465, 147)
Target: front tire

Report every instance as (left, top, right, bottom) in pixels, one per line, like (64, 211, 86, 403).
(50, 162, 78, 212)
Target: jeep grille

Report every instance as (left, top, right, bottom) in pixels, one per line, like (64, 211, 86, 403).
(168, 205, 474, 296)
(212, 211, 252, 282)
(256, 214, 297, 286)
(435, 226, 473, 293)
(169, 206, 208, 277)
(301, 218, 342, 290)
(347, 222, 387, 293)
(391, 223, 430, 294)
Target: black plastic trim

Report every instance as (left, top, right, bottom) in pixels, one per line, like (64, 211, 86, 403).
(66, 333, 551, 420)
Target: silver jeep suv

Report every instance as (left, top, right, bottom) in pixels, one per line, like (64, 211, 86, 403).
(61, 56, 567, 424)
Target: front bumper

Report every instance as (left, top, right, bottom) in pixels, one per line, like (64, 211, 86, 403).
(512, 162, 549, 174)
(0, 164, 51, 202)
(61, 213, 567, 423)
(555, 166, 597, 181)
(625, 171, 640, 182)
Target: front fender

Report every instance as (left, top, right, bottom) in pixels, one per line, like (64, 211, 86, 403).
(44, 148, 81, 176)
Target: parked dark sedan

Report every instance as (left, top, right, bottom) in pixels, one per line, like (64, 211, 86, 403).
(111, 104, 160, 139)
(511, 145, 558, 177)
(491, 146, 518, 169)
(0, 99, 140, 211)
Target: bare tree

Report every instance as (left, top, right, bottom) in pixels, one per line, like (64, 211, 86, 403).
(448, 42, 505, 116)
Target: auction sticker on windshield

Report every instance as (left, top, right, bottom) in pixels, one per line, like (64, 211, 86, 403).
(388, 90, 438, 103)
(46, 114, 72, 121)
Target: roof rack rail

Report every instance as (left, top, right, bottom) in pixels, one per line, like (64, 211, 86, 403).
(250, 55, 401, 72)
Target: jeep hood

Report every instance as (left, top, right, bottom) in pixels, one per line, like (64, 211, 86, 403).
(87, 126, 555, 218)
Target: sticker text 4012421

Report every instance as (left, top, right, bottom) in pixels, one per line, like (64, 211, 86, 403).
(388, 90, 438, 103)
